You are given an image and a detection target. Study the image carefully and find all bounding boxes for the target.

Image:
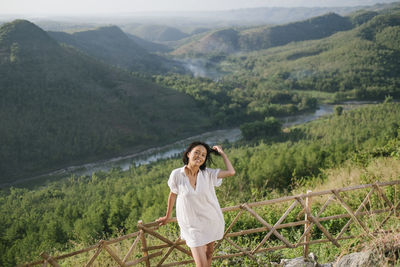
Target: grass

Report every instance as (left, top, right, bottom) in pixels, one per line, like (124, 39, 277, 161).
(367, 232, 400, 266)
(292, 157, 400, 196)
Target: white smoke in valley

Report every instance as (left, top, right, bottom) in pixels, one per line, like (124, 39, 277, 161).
(180, 58, 222, 80)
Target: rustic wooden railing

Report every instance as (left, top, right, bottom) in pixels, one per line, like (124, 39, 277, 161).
(20, 180, 400, 267)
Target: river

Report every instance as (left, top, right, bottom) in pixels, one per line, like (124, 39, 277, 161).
(4, 102, 374, 187)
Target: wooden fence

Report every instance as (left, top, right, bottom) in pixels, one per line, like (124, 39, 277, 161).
(20, 180, 400, 266)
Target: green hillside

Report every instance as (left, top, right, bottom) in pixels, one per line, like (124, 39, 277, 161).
(121, 24, 189, 42)
(348, 10, 379, 26)
(219, 10, 400, 101)
(153, 9, 400, 128)
(0, 20, 210, 184)
(2, 103, 399, 266)
(48, 26, 181, 73)
(240, 13, 353, 51)
(172, 13, 354, 56)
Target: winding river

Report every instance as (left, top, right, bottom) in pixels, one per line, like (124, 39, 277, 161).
(5, 102, 374, 187)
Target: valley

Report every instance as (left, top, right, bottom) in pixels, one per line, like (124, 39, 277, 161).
(2, 101, 374, 189)
(0, 2, 400, 266)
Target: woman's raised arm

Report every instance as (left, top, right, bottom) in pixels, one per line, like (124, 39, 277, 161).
(213, 145, 235, 178)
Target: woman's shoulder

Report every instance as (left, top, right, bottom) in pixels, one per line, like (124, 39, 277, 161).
(168, 167, 184, 186)
(170, 166, 185, 176)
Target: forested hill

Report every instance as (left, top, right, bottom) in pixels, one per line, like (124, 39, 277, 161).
(0, 20, 211, 184)
(48, 26, 181, 73)
(220, 10, 400, 101)
(172, 12, 355, 56)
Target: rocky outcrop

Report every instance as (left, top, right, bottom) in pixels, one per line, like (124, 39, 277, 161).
(334, 251, 378, 267)
(272, 250, 383, 267)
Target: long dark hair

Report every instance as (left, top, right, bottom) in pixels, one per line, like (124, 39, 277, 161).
(182, 141, 219, 170)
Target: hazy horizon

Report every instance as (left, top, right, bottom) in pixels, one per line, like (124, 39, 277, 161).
(0, 0, 398, 16)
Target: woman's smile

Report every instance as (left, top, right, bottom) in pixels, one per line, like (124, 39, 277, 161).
(194, 155, 205, 164)
(189, 145, 207, 166)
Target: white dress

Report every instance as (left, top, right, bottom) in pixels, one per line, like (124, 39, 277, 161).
(168, 166, 225, 248)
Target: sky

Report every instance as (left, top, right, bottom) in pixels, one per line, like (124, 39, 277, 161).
(0, 0, 397, 15)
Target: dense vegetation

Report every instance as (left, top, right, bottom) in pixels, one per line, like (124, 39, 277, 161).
(0, 20, 211, 183)
(151, 74, 318, 125)
(218, 10, 400, 102)
(1, 103, 399, 266)
(240, 117, 282, 140)
(156, 10, 400, 129)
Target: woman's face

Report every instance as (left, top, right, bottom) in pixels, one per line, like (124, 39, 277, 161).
(187, 145, 207, 167)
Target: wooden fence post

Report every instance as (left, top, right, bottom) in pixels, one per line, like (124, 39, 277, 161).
(303, 190, 312, 258)
(138, 220, 151, 267)
(122, 234, 141, 263)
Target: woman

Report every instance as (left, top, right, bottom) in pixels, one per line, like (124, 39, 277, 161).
(157, 141, 235, 267)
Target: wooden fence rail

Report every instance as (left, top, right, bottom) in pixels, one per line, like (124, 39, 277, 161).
(20, 180, 400, 266)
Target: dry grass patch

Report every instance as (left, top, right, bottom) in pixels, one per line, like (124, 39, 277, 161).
(293, 157, 400, 196)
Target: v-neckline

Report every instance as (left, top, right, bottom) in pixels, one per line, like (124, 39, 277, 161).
(184, 168, 199, 192)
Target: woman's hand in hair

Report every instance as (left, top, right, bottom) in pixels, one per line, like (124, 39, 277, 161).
(214, 145, 236, 178)
(212, 145, 225, 155)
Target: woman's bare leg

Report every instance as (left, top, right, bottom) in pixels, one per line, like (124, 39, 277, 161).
(190, 245, 208, 267)
(190, 241, 215, 267)
(205, 242, 215, 267)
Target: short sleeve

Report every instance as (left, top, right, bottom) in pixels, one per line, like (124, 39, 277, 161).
(207, 168, 222, 187)
(168, 171, 179, 194)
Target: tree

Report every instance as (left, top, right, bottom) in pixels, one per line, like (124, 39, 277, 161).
(240, 117, 282, 140)
(334, 106, 344, 116)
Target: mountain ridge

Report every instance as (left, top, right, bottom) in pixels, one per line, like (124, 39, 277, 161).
(172, 12, 355, 56)
(218, 10, 400, 101)
(48, 25, 182, 73)
(121, 24, 189, 42)
(0, 20, 210, 183)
